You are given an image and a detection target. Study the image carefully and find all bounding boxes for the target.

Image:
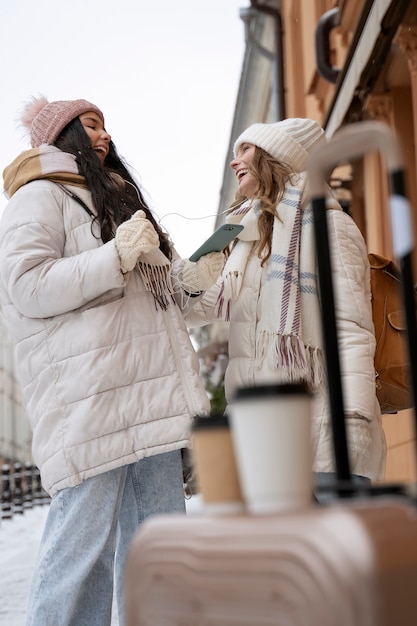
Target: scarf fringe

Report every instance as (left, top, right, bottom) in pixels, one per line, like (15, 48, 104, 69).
(256, 331, 324, 388)
(215, 271, 243, 321)
(137, 261, 174, 310)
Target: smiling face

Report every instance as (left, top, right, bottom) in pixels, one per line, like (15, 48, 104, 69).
(79, 111, 111, 163)
(230, 142, 258, 198)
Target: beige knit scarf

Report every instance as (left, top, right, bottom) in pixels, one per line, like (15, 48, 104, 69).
(3, 145, 174, 310)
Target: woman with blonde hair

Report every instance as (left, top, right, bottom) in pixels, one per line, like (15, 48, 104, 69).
(188, 118, 387, 494)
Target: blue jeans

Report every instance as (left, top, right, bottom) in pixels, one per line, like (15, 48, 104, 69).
(26, 450, 185, 626)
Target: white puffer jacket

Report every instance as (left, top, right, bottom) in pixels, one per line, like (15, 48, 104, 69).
(187, 208, 386, 481)
(0, 181, 210, 496)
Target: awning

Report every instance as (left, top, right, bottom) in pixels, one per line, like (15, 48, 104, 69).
(325, 0, 405, 136)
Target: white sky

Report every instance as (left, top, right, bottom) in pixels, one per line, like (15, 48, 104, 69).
(0, 0, 246, 258)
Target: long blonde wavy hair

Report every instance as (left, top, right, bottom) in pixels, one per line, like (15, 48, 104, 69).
(229, 146, 299, 265)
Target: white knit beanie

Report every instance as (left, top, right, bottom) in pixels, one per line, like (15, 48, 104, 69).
(233, 118, 326, 172)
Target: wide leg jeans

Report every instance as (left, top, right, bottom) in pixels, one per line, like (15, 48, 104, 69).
(26, 450, 185, 626)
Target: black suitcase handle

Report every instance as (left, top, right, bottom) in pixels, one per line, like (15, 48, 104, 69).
(307, 121, 417, 495)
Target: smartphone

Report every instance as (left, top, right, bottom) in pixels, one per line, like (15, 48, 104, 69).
(189, 224, 244, 262)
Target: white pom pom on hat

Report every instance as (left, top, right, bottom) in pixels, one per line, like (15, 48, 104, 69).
(19, 95, 105, 148)
(233, 118, 326, 172)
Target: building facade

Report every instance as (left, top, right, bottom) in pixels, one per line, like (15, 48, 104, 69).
(215, 0, 417, 483)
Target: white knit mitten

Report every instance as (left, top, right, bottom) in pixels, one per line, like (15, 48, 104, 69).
(182, 251, 225, 293)
(115, 210, 159, 272)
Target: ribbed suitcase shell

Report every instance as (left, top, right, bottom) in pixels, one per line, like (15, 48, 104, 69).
(125, 501, 417, 626)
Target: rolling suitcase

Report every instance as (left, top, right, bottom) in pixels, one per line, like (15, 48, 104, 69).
(124, 121, 417, 626)
(125, 501, 417, 626)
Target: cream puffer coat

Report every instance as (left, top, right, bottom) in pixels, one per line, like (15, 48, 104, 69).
(187, 208, 387, 481)
(0, 181, 210, 496)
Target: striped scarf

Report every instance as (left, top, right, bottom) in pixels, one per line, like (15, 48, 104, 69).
(217, 172, 324, 387)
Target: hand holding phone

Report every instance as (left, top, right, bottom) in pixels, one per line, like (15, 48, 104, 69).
(189, 224, 244, 262)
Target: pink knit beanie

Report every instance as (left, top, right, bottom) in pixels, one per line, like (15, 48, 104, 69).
(233, 118, 326, 172)
(20, 95, 105, 148)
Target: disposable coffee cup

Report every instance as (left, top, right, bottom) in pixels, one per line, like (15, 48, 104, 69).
(191, 414, 244, 515)
(228, 383, 313, 514)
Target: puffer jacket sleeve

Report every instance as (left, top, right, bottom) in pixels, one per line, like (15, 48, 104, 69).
(327, 208, 377, 419)
(0, 182, 126, 319)
(169, 250, 223, 322)
(182, 281, 222, 326)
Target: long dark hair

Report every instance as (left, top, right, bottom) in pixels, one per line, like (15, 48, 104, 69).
(54, 117, 172, 259)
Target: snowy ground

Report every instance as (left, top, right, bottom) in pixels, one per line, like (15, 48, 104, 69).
(0, 495, 203, 626)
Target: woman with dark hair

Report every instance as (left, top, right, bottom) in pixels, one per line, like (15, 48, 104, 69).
(53, 111, 171, 253)
(0, 96, 224, 625)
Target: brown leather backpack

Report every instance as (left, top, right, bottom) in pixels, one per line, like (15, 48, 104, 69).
(369, 252, 414, 414)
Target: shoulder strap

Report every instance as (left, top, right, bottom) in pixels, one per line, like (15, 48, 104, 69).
(56, 183, 95, 218)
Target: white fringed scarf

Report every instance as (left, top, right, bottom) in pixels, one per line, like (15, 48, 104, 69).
(217, 172, 324, 387)
(135, 249, 174, 310)
(3, 145, 175, 310)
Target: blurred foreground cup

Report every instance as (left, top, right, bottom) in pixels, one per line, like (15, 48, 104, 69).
(228, 383, 313, 514)
(191, 414, 244, 515)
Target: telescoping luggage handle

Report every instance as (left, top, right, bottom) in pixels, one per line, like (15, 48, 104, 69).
(307, 120, 417, 490)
